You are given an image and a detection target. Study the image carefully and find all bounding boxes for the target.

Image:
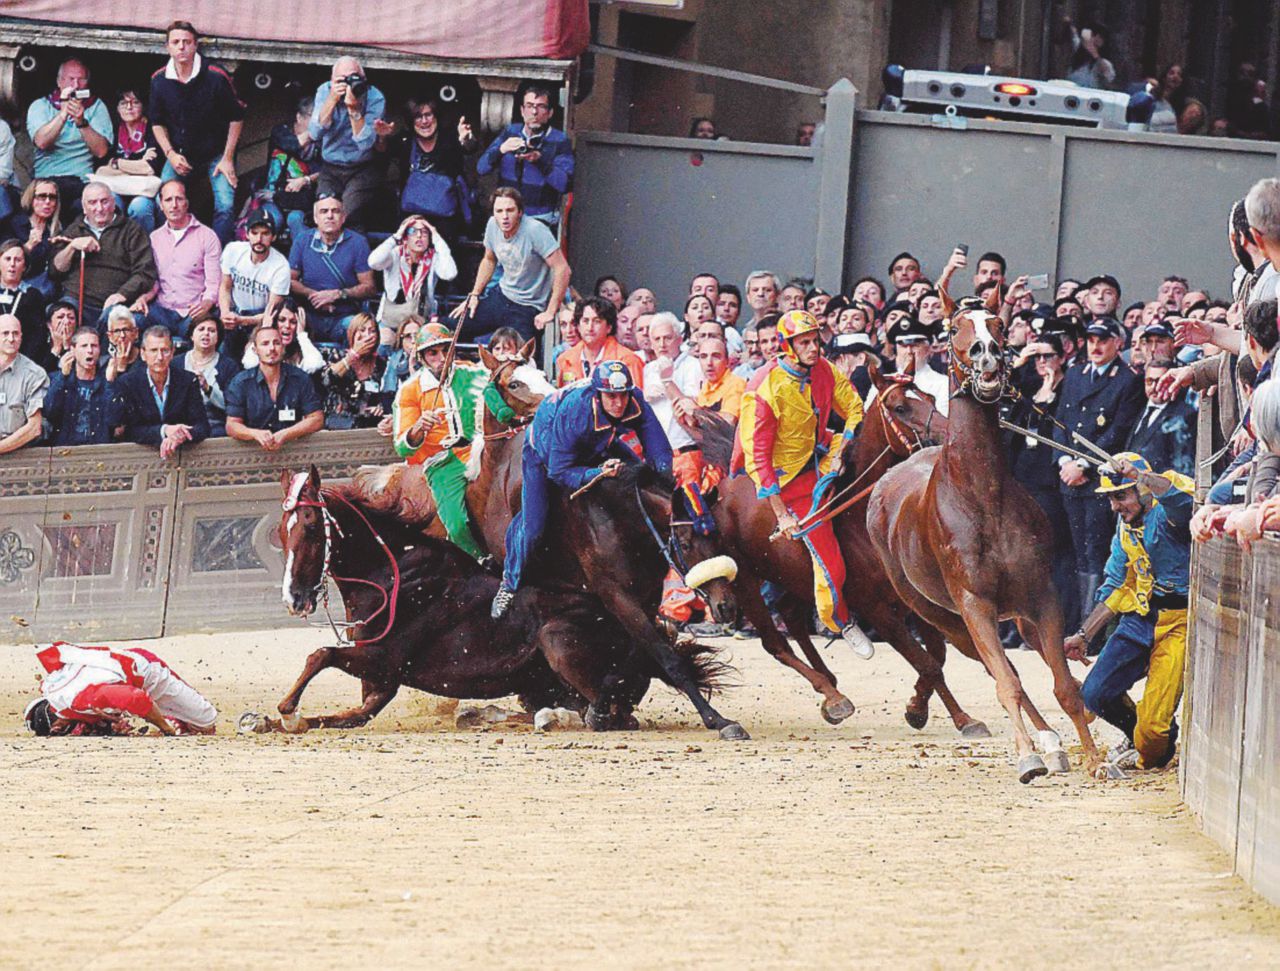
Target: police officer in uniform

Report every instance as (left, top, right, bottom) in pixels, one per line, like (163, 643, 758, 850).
(1053, 316, 1145, 626)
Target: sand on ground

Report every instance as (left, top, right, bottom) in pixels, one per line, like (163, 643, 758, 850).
(1, 625, 1277, 970)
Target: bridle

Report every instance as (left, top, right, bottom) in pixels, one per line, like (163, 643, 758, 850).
(791, 385, 937, 535)
(483, 358, 540, 440)
(282, 475, 401, 648)
(946, 317, 1008, 404)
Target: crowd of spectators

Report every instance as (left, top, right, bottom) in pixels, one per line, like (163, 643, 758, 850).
(0, 19, 580, 454)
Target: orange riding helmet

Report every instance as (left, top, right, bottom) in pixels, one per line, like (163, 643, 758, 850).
(777, 310, 822, 364)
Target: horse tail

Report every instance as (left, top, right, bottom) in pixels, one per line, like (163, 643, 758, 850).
(672, 639, 737, 698)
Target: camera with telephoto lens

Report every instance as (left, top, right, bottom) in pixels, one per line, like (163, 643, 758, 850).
(340, 73, 367, 98)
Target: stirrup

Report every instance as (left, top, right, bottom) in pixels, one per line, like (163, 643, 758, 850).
(491, 585, 515, 619)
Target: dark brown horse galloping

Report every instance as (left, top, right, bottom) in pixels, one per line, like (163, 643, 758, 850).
(465, 345, 751, 740)
(866, 290, 1102, 782)
(699, 366, 988, 737)
(271, 466, 726, 731)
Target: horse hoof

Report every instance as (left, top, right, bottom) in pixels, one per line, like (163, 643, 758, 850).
(1017, 754, 1048, 784)
(237, 711, 270, 734)
(904, 707, 929, 731)
(584, 707, 611, 733)
(718, 722, 751, 741)
(960, 720, 992, 740)
(1044, 749, 1071, 774)
(822, 698, 856, 724)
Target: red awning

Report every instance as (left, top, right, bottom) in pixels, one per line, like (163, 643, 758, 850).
(0, 0, 590, 61)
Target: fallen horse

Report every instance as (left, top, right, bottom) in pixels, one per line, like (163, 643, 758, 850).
(263, 466, 729, 732)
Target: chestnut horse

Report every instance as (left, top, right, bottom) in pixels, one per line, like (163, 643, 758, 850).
(463, 344, 751, 741)
(698, 366, 988, 737)
(272, 466, 726, 731)
(866, 291, 1101, 782)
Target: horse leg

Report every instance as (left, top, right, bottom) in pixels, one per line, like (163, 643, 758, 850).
(955, 593, 1045, 783)
(1026, 608, 1103, 776)
(604, 593, 748, 740)
(303, 684, 399, 730)
(912, 619, 990, 737)
(739, 576, 854, 724)
(277, 646, 338, 717)
(535, 619, 632, 731)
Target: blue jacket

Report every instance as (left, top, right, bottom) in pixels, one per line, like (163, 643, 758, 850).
(1054, 359, 1145, 493)
(476, 124, 573, 217)
(526, 383, 672, 491)
(1098, 483, 1193, 607)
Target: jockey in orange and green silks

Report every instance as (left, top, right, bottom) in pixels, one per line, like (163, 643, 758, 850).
(392, 323, 513, 561)
(733, 310, 876, 659)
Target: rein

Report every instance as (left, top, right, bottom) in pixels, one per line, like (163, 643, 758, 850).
(285, 484, 402, 648)
(791, 389, 930, 536)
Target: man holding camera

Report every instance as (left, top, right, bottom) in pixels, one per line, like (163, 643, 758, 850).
(26, 59, 112, 213)
(309, 57, 386, 231)
(476, 83, 573, 226)
(148, 21, 246, 245)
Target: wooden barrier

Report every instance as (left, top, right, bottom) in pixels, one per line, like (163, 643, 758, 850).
(0, 431, 395, 643)
(1184, 534, 1280, 906)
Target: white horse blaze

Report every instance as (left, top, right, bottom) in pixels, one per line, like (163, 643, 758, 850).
(685, 555, 739, 588)
(281, 550, 296, 607)
(514, 362, 555, 396)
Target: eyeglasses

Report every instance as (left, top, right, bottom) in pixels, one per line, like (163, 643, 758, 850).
(522, 101, 551, 112)
(405, 226, 428, 237)
(108, 328, 136, 336)
(33, 192, 58, 201)
(1032, 352, 1060, 360)
(118, 97, 142, 106)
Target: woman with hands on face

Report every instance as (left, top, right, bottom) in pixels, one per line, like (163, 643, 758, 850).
(368, 213, 457, 346)
(318, 311, 387, 429)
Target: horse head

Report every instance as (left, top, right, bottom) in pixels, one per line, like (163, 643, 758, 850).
(602, 464, 740, 628)
(942, 285, 1006, 404)
(480, 339, 554, 419)
(277, 464, 328, 616)
(866, 359, 948, 458)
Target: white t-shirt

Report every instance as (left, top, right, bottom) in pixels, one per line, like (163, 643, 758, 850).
(221, 242, 291, 314)
(643, 353, 703, 449)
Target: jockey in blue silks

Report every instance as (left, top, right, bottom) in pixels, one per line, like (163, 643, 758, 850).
(491, 360, 673, 618)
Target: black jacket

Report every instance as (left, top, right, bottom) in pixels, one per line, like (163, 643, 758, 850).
(45, 370, 119, 445)
(1053, 358, 1145, 494)
(1007, 381, 1065, 492)
(117, 365, 210, 447)
(148, 58, 246, 166)
(1125, 395, 1197, 478)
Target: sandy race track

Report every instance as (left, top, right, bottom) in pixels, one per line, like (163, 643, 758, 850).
(2, 626, 1278, 969)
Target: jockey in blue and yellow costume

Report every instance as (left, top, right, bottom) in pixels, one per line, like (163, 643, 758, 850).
(1064, 452, 1193, 770)
(491, 361, 672, 618)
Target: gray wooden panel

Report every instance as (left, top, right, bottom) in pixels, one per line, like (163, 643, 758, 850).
(1236, 543, 1280, 905)
(31, 444, 179, 641)
(847, 122, 1061, 290)
(165, 432, 399, 635)
(0, 446, 51, 642)
(1183, 537, 1249, 854)
(571, 134, 818, 310)
(1058, 139, 1274, 302)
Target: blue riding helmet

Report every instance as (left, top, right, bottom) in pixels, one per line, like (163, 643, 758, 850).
(590, 361, 635, 394)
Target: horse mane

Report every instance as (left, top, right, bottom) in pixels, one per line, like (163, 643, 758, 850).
(323, 479, 438, 545)
(342, 464, 437, 526)
(684, 408, 736, 474)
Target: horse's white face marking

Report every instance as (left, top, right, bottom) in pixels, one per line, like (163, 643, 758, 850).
(281, 550, 296, 607)
(514, 362, 554, 396)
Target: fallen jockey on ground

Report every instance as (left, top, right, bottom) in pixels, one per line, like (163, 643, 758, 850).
(24, 641, 218, 736)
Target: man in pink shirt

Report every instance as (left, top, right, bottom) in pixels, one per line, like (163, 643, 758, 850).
(133, 179, 221, 346)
